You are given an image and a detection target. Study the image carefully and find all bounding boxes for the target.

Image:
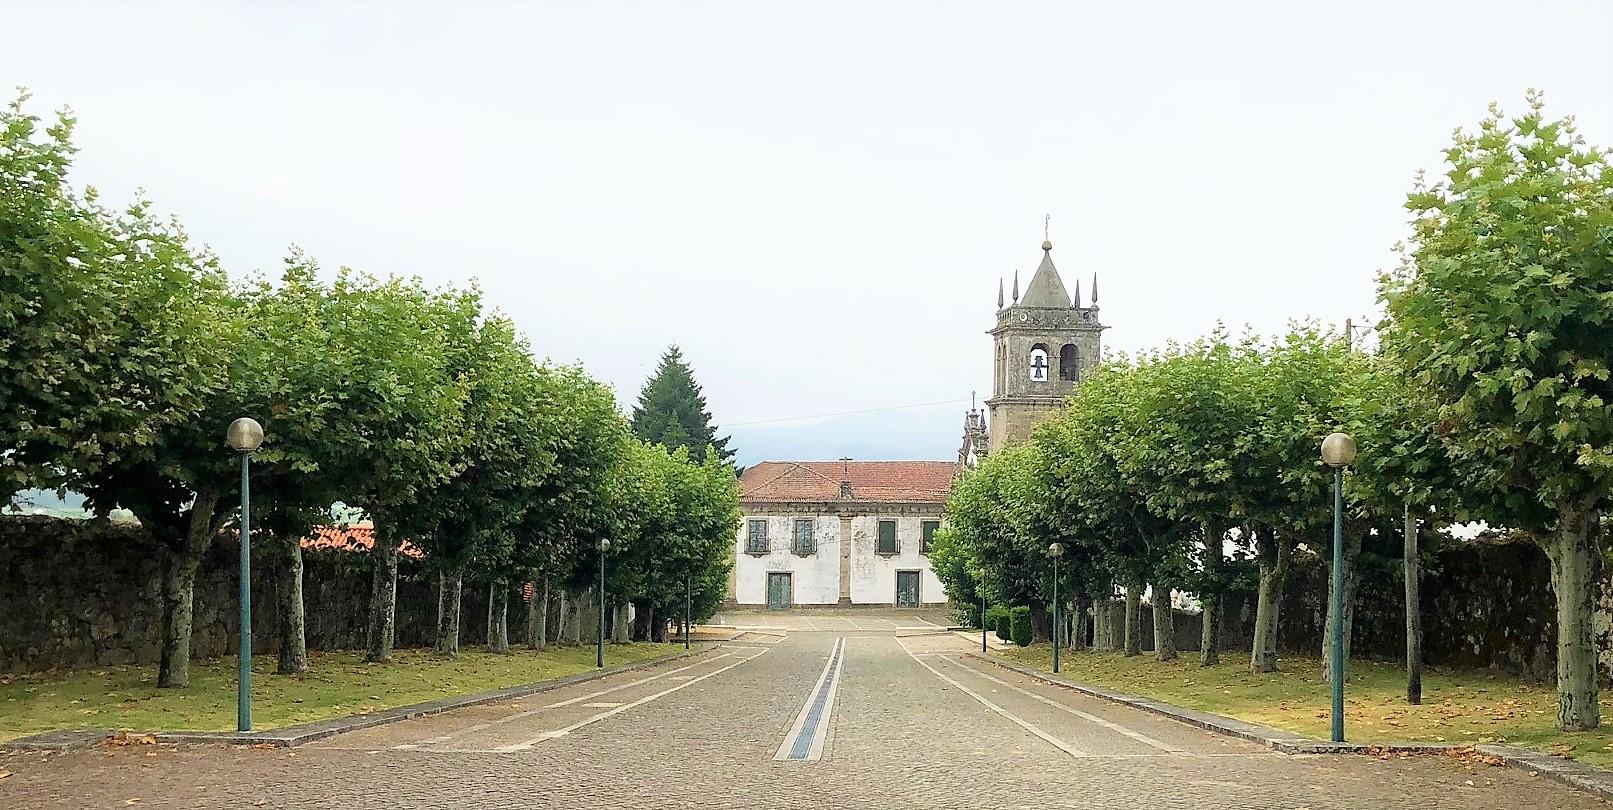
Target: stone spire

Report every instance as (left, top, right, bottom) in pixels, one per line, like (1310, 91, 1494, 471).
(997, 278, 1005, 309)
(1020, 240, 1071, 308)
(1091, 273, 1099, 305)
(1011, 269, 1019, 304)
(1072, 277, 1082, 308)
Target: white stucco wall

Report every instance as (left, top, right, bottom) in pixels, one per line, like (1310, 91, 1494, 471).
(732, 514, 841, 606)
(847, 516, 946, 605)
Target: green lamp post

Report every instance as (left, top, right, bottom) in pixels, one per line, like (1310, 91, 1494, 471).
(595, 538, 611, 668)
(1321, 431, 1358, 743)
(226, 417, 264, 733)
(1049, 542, 1065, 673)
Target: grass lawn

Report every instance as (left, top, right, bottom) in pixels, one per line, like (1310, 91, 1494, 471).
(0, 643, 675, 742)
(1002, 645, 1613, 769)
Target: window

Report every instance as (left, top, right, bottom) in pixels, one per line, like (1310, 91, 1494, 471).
(1029, 344, 1049, 382)
(792, 519, 816, 555)
(1059, 344, 1079, 381)
(876, 520, 898, 554)
(746, 519, 768, 554)
(921, 520, 939, 554)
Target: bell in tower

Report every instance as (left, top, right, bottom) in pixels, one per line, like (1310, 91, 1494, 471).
(984, 233, 1105, 454)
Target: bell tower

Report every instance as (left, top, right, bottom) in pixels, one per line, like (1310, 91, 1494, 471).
(986, 237, 1104, 454)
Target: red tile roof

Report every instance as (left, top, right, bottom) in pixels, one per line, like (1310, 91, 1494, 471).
(301, 524, 424, 559)
(739, 461, 955, 504)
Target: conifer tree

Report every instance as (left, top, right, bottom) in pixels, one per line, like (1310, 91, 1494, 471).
(631, 345, 735, 464)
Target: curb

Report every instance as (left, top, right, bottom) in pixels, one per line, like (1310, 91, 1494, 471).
(4, 645, 713, 752)
(968, 651, 1613, 802)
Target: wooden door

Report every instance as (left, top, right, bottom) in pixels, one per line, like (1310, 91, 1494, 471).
(896, 570, 920, 608)
(767, 572, 792, 610)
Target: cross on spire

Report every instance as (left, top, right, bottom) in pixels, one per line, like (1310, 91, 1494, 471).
(1043, 213, 1050, 242)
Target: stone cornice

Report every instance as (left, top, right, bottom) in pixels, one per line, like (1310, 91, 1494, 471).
(739, 501, 944, 517)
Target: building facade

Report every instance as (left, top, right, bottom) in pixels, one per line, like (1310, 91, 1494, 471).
(729, 461, 953, 608)
(965, 238, 1106, 458)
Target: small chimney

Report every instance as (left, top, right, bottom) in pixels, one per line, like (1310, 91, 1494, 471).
(838, 457, 854, 500)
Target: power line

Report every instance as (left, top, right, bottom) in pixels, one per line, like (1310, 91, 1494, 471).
(724, 398, 973, 429)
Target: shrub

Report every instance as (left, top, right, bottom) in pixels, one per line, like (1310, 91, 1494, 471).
(1010, 606, 1032, 647)
(986, 606, 1010, 640)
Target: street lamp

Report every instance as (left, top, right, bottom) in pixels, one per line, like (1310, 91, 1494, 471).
(1321, 431, 1358, 743)
(225, 417, 264, 733)
(1048, 542, 1065, 674)
(595, 538, 611, 669)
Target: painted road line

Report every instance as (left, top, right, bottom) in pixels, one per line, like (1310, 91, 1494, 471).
(393, 653, 734, 749)
(939, 655, 1184, 753)
(495, 649, 769, 752)
(897, 637, 1089, 758)
(773, 637, 846, 762)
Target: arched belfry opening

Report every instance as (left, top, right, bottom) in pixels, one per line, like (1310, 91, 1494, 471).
(1059, 344, 1079, 381)
(1029, 343, 1050, 382)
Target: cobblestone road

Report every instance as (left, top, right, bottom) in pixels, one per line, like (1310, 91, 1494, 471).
(3, 623, 1603, 809)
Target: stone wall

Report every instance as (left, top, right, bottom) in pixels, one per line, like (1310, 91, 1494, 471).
(0, 515, 539, 674)
(1091, 536, 1560, 679)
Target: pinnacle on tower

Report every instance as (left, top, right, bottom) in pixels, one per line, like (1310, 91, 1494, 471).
(1091, 273, 1099, 305)
(1012, 269, 1019, 304)
(1073, 278, 1082, 308)
(997, 278, 1005, 309)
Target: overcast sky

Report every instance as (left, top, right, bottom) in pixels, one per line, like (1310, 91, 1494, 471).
(6, 1, 1610, 466)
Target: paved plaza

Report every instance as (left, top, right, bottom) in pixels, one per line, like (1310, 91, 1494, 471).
(2, 614, 1602, 809)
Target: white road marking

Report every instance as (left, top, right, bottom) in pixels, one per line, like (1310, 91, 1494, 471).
(494, 649, 770, 752)
(393, 653, 734, 749)
(939, 656, 1184, 753)
(897, 637, 1089, 758)
(773, 638, 846, 761)
(581, 702, 624, 708)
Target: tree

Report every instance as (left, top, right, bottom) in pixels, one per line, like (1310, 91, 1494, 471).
(631, 345, 735, 464)
(413, 316, 551, 658)
(1380, 93, 1613, 731)
(0, 95, 244, 688)
(1100, 332, 1262, 666)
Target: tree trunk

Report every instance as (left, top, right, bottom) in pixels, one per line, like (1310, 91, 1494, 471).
(1546, 504, 1602, 732)
(631, 601, 653, 641)
(1250, 528, 1288, 673)
(487, 580, 510, 653)
(156, 490, 221, 688)
(158, 552, 201, 688)
(1404, 504, 1422, 705)
(565, 590, 583, 644)
(275, 539, 308, 675)
(434, 566, 463, 657)
(365, 533, 402, 663)
(1092, 598, 1116, 651)
(1200, 521, 1222, 666)
(1028, 602, 1050, 643)
(1321, 526, 1364, 683)
(1123, 579, 1143, 657)
(1151, 583, 1177, 662)
(612, 603, 631, 644)
(649, 605, 666, 643)
(528, 577, 549, 650)
(1071, 593, 1090, 651)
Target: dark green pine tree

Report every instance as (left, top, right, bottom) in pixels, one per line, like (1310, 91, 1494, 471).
(631, 345, 736, 464)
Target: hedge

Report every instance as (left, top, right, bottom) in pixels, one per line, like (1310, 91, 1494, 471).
(1010, 605, 1032, 647)
(987, 606, 1011, 641)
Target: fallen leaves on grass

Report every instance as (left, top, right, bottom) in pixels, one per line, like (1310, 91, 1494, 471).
(104, 731, 156, 747)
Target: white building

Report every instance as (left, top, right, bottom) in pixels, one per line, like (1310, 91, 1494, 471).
(728, 461, 953, 608)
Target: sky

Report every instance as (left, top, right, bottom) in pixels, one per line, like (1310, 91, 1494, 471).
(5, 1, 1610, 467)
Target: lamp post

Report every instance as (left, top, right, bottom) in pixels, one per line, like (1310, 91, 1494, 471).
(980, 590, 987, 653)
(595, 538, 611, 669)
(1049, 542, 1065, 674)
(684, 573, 692, 652)
(225, 417, 264, 733)
(1321, 431, 1358, 743)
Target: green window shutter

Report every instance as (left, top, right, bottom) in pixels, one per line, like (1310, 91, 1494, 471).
(877, 520, 897, 554)
(793, 519, 814, 555)
(747, 519, 768, 553)
(921, 520, 938, 554)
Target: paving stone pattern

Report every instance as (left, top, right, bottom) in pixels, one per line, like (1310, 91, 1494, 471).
(0, 622, 1602, 809)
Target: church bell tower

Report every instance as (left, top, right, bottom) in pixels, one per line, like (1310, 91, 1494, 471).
(985, 237, 1105, 455)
